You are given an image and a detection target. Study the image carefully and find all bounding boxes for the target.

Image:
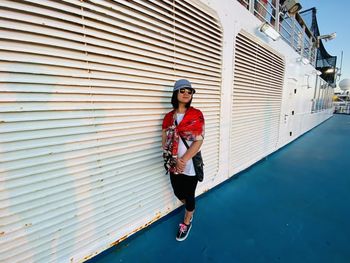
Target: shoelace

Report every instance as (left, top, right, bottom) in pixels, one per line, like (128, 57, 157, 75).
(179, 223, 188, 233)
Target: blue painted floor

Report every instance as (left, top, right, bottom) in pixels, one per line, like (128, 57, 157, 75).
(88, 114, 350, 263)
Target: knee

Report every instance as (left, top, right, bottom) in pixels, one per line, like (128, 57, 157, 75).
(173, 191, 185, 201)
(185, 197, 195, 211)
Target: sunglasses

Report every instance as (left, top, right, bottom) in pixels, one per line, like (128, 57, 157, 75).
(179, 88, 194, 95)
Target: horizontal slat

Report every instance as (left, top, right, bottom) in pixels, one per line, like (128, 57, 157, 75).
(1, 184, 172, 257)
(0, 1, 222, 262)
(231, 31, 284, 171)
(1, 161, 163, 220)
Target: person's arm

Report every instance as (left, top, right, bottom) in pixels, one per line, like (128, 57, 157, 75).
(180, 140, 203, 162)
(176, 139, 203, 172)
(162, 129, 167, 149)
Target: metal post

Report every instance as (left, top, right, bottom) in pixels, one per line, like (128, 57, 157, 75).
(249, 0, 255, 14)
(300, 24, 305, 58)
(291, 14, 295, 50)
(275, 0, 280, 32)
(338, 50, 343, 81)
(312, 76, 318, 112)
(310, 38, 315, 66)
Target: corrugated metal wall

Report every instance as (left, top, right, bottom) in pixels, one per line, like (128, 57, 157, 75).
(231, 31, 285, 171)
(0, 0, 222, 262)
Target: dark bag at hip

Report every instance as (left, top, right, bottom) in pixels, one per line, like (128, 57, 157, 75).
(192, 151, 204, 182)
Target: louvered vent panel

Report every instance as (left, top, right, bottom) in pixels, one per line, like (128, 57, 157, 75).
(231, 32, 284, 171)
(0, 0, 222, 262)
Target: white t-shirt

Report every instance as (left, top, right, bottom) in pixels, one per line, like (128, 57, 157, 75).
(176, 113, 196, 176)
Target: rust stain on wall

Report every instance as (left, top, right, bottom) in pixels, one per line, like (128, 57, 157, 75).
(82, 212, 163, 262)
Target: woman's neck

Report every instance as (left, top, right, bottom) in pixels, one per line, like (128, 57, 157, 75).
(177, 104, 187, 114)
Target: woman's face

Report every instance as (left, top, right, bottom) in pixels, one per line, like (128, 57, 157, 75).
(177, 88, 194, 104)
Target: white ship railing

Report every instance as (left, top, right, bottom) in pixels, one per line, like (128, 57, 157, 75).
(237, 0, 317, 66)
(334, 103, 350, 114)
(333, 96, 350, 114)
(311, 76, 334, 113)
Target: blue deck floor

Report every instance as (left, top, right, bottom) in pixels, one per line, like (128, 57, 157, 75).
(88, 114, 350, 263)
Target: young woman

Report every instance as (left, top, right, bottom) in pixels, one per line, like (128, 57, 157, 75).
(162, 79, 205, 241)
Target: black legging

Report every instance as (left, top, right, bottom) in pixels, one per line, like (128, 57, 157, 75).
(170, 173, 198, 211)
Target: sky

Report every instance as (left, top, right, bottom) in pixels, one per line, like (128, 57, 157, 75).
(300, 0, 350, 83)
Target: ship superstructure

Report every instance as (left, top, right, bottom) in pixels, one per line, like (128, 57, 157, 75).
(0, 1, 337, 262)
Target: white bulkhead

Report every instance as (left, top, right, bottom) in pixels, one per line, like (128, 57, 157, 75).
(0, 0, 333, 262)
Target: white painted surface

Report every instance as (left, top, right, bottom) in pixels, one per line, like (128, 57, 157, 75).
(0, 0, 333, 262)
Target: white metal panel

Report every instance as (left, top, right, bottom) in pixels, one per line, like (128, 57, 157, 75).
(0, 0, 222, 262)
(231, 31, 285, 171)
(0, 0, 336, 261)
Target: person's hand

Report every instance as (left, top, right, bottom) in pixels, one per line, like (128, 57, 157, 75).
(176, 158, 186, 173)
